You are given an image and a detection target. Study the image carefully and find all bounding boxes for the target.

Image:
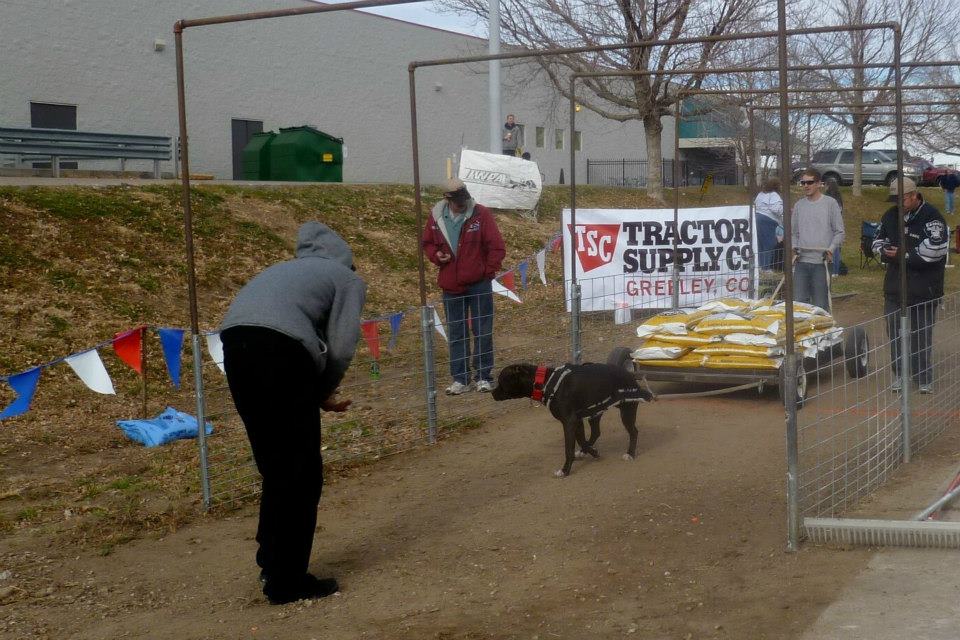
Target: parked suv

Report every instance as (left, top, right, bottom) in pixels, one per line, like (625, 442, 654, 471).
(809, 149, 921, 186)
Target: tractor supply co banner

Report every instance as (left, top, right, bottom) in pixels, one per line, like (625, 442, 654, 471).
(562, 206, 758, 311)
(458, 149, 543, 210)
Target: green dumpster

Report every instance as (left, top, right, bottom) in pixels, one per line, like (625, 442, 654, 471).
(269, 126, 344, 182)
(241, 132, 276, 180)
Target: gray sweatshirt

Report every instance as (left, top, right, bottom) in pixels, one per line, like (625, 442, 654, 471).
(791, 194, 845, 264)
(221, 221, 367, 399)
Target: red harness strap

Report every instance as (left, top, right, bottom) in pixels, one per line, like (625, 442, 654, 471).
(531, 365, 548, 402)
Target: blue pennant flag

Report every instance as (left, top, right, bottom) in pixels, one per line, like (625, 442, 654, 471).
(158, 328, 186, 389)
(0, 367, 43, 420)
(388, 312, 404, 350)
(518, 261, 528, 289)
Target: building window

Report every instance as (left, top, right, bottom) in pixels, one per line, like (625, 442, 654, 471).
(555, 128, 564, 150)
(30, 102, 77, 130)
(573, 130, 582, 152)
(535, 127, 545, 148)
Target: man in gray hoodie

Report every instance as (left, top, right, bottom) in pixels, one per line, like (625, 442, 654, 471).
(220, 221, 366, 604)
(792, 168, 845, 312)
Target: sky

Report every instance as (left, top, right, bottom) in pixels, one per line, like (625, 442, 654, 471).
(318, 1, 484, 36)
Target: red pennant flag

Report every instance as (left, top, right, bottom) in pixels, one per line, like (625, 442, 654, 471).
(361, 320, 381, 361)
(501, 271, 516, 291)
(551, 236, 562, 252)
(113, 326, 144, 375)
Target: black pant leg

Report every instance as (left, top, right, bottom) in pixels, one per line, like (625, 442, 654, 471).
(884, 295, 901, 377)
(222, 327, 323, 582)
(912, 300, 938, 385)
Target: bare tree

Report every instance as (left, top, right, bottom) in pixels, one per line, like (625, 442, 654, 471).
(439, 0, 775, 199)
(794, 0, 951, 195)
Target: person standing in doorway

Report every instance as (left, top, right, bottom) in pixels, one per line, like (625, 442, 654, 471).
(422, 178, 506, 395)
(792, 168, 844, 312)
(220, 221, 366, 604)
(872, 177, 948, 394)
(753, 177, 783, 272)
(502, 114, 522, 156)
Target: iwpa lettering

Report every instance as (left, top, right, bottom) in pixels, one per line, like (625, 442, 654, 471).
(568, 224, 621, 272)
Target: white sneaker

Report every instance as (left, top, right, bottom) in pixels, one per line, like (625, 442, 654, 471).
(891, 377, 902, 393)
(445, 381, 471, 396)
(475, 379, 495, 393)
(919, 383, 933, 395)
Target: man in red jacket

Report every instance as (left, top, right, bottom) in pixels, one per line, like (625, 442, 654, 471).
(422, 178, 506, 394)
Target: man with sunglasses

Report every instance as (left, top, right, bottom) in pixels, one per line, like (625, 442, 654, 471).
(422, 178, 506, 395)
(871, 177, 948, 394)
(792, 169, 845, 312)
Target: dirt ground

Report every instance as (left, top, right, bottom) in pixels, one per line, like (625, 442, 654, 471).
(0, 382, 880, 640)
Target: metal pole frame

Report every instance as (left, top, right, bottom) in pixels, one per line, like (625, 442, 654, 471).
(406, 21, 905, 551)
(173, 0, 431, 510)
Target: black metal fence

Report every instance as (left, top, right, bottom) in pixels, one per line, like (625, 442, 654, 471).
(586, 158, 740, 188)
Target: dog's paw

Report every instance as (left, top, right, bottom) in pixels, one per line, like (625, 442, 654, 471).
(622, 453, 635, 461)
(575, 450, 586, 459)
(554, 469, 568, 478)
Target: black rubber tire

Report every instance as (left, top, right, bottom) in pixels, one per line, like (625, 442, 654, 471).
(607, 346, 635, 374)
(778, 359, 807, 409)
(885, 171, 899, 185)
(843, 325, 869, 378)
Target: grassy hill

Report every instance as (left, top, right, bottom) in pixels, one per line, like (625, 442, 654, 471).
(0, 180, 955, 550)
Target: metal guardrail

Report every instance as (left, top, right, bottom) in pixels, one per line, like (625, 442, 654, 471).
(0, 127, 172, 178)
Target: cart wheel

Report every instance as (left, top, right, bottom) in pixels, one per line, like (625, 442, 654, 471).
(607, 347, 635, 374)
(843, 326, 869, 378)
(778, 360, 807, 408)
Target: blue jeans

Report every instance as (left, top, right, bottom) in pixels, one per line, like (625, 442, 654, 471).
(443, 280, 494, 384)
(945, 189, 955, 214)
(832, 247, 842, 276)
(794, 261, 830, 311)
(756, 215, 779, 270)
(885, 296, 938, 385)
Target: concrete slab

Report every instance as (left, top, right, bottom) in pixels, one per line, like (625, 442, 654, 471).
(801, 549, 960, 640)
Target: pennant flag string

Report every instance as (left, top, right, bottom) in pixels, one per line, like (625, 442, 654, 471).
(205, 333, 226, 374)
(0, 368, 42, 420)
(158, 328, 186, 389)
(536, 249, 548, 285)
(518, 261, 528, 289)
(65, 350, 116, 395)
(387, 312, 404, 351)
(361, 320, 381, 361)
(113, 327, 145, 375)
(432, 306, 447, 341)
(492, 278, 522, 303)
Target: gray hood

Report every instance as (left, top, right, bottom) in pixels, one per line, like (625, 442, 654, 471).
(296, 221, 354, 269)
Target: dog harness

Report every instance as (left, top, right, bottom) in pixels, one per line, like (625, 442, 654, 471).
(532, 365, 572, 410)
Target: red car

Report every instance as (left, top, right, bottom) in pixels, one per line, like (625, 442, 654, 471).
(913, 158, 960, 186)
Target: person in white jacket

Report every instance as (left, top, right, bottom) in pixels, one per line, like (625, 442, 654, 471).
(754, 177, 783, 271)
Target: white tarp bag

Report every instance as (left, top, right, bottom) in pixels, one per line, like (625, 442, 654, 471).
(458, 149, 542, 210)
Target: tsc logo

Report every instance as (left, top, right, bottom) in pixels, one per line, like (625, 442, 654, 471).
(568, 224, 620, 272)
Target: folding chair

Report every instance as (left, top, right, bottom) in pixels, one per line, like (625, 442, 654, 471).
(859, 221, 881, 268)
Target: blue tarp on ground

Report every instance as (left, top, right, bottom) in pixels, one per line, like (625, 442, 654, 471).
(117, 406, 213, 447)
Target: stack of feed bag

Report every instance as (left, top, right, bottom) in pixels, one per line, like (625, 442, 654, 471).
(631, 298, 842, 369)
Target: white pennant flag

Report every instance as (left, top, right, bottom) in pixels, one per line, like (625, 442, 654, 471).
(65, 349, 116, 395)
(432, 306, 447, 341)
(205, 333, 226, 374)
(492, 278, 521, 303)
(536, 249, 547, 285)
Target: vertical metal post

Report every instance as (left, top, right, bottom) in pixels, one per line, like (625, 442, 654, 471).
(569, 77, 582, 364)
(408, 66, 428, 307)
(622, 158, 626, 186)
(776, 0, 800, 552)
(175, 24, 211, 509)
(488, 0, 501, 155)
(806, 113, 812, 167)
(900, 314, 912, 462)
(421, 306, 439, 443)
(747, 105, 757, 300)
(140, 326, 148, 419)
(672, 98, 682, 310)
(191, 333, 211, 510)
(52, 156, 60, 178)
